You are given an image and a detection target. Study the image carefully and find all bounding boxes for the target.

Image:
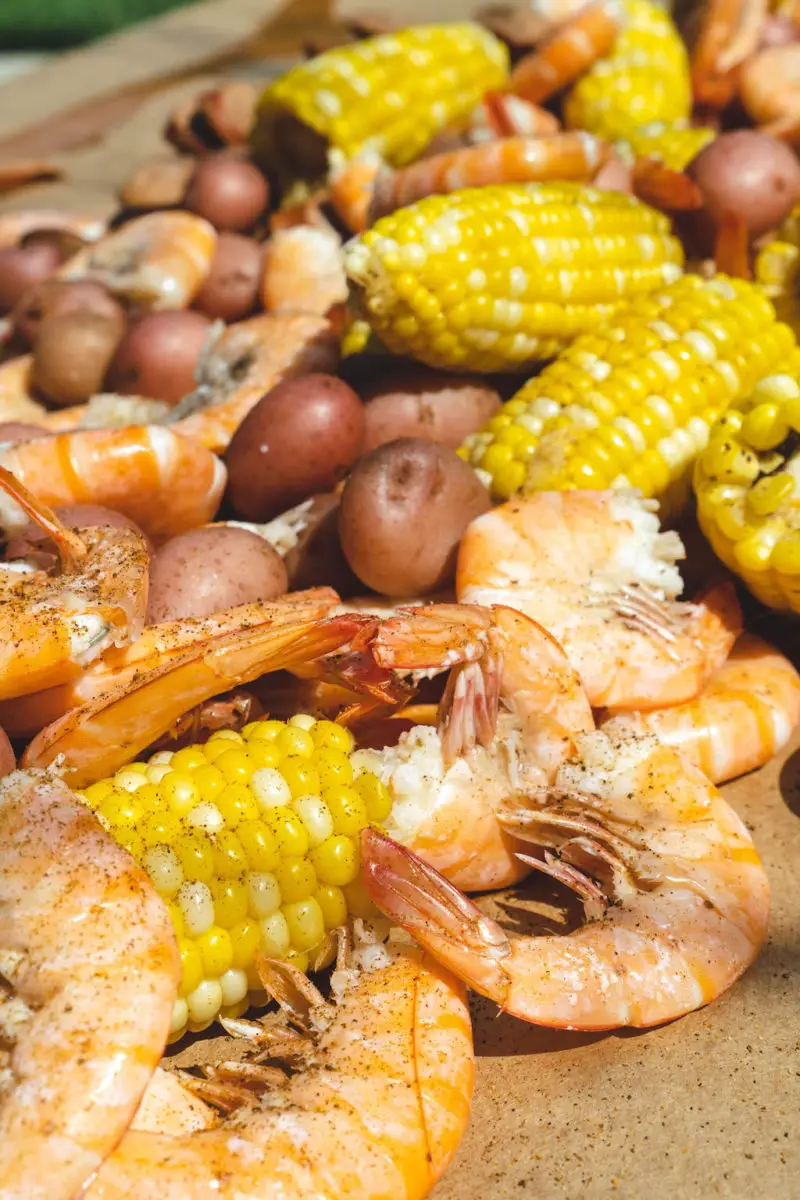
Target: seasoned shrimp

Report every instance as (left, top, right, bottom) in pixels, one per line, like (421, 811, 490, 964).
(0, 424, 226, 543)
(350, 602, 594, 891)
(84, 932, 473, 1200)
(599, 632, 800, 783)
(368, 133, 610, 221)
(23, 605, 364, 786)
(0, 771, 179, 1200)
(261, 226, 348, 318)
(363, 723, 770, 1030)
(467, 93, 561, 142)
(457, 490, 742, 710)
(167, 313, 340, 453)
(0, 465, 148, 700)
(60, 211, 217, 310)
(508, 1, 623, 103)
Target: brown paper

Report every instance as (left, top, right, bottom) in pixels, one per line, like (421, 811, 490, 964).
(1, 2, 799, 1194)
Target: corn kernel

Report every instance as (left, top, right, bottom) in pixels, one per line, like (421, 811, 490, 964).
(187, 979, 223, 1025)
(177, 834, 214, 883)
(285, 947, 309, 974)
(177, 880, 215, 937)
(160, 771, 198, 817)
(247, 871, 281, 917)
(268, 809, 310, 858)
(193, 764, 226, 802)
(135, 783, 166, 814)
(323, 786, 369, 837)
(281, 757, 321, 799)
(311, 835, 359, 886)
(312, 720, 353, 754)
(276, 856, 317, 903)
(170, 746, 207, 773)
(143, 845, 183, 896)
(211, 878, 249, 928)
(167, 902, 185, 940)
(260, 911, 291, 957)
(771, 534, 800, 574)
(288, 713, 316, 732)
(747, 472, 794, 516)
(208, 729, 243, 745)
(179, 939, 204, 996)
(142, 811, 183, 848)
(343, 873, 380, 919)
(315, 749, 354, 790)
(216, 783, 259, 828)
(213, 830, 248, 879)
(237, 819, 279, 871)
(243, 719, 284, 742)
(115, 829, 144, 861)
(170, 997, 188, 1034)
(220, 967, 248, 1007)
(247, 743, 283, 771)
(316, 884, 348, 929)
(84, 779, 116, 806)
(114, 765, 148, 792)
(196, 925, 234, 978)
(186, 802, 224, 836)
(283, 897, 325, 951)
(354, 772, 393, 823)
(214, 750, 254, 784)
(230, 917, 261, 969)
(97, 789, 143, 830)
(251, 767, 292, 811)
(149, 750, 174, 766)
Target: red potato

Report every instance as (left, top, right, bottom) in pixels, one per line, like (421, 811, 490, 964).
(0, 727, 14, 777)
(686, 130, 800, 237)
(359, 367, 502, 453)
(12, 279, 125, 347)
(338, 438, 491, 595)
(146, 524, 288, 623)
(192, 233, 263, 322)
(225, 373, 365, 521)
(184, 155, 270, 232)
(107, 310, 213, 405)
(32, 311, 124, 407)
(0, 241, 63, 314)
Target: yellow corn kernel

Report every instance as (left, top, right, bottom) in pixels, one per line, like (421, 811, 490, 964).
(283, 897, 325, 951)
(311, 835, 360, 886)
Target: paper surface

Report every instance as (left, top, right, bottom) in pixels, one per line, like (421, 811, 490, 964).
(2, 2, 799, 1194)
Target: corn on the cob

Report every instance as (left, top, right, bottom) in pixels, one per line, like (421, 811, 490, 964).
(564, 0, 691, 142)
(694, 368, 800, 611)
(622, 121, 715, 171)
(252, 23, 509, 180)
(755, 202, 800, 336)
(461, 275, 797, 510)
(80, 716, 389, 1041)
(344, 183, 684, 372)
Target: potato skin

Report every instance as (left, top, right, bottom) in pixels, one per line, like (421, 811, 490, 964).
(359, 367, 502, 454)
(0, 727, 14, 778)
(192, 233, 262, 322)
(225, 374, 365, 521)
(107, 311, 213, 405)
(146, 525, 288, 624)
(686, 130, 800, 236)
(338, 438, 491, 595)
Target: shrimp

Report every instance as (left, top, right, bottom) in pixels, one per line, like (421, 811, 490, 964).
(22, 605, 365, 786)
(0, 424, 226, 543)
(0, 210, 104, 250)
(457, 490, 742, 710)
(598, 632, 800, 783)
(166, 313, 340, 453)
(261, 226, 348, 318)
(368, 133, 610, 221)
(362, 721, 770, 1030)
(0, 770, 179, 1200)
(59, 211, 217, 310)
(508, 0, 623, 103)
(83, 931, 473, 1200)
(350, 602, 594, 892)
(0, 357, 50, 426)
(1, 589, 340, 738)
(691, 0, 768, 109)
(467, 93, 561, 142)
(0, 464, 148, 701)
(739, 41, 800, 136)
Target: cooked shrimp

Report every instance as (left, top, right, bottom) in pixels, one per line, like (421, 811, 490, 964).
(467, 93, 561, 142)
(692, 0, 768, 109)
(261, 226, 348, 318)
(0, 770, 179, 1200)
(84, 932, 473, 1200)
(362, 722, 770, 1030)
(0, 210, 104, 251)
(598, 632, 800, 783)
(329, 155, 381, 232)
(60, 211, 217, 310)
(509, 1, 623, 103)
(167, 313, 340, 453)
(0, 424, 226, 543)
(0, 465, 148, 700)
(368, 134, 610, 221)
(739, 41, 800, 136)
(23, 606, 364, 786)
(0, 357, 50, 426)
(349, 602, 594, 892)
(457, 490, 742, 710)
(1, 589, 340, 738)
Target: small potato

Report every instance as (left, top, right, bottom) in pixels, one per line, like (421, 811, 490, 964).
(359, 367, 502, 453)
(146, 525, 288, 624)
(184, 155, 270, 232)
(226, 374, 365, 521)
(32, 311, 123, 406)
(119, 156, 195, 210)
(107, 310, 213, 405)
(13, 279, 125, 348)
(338, 438, 490, 595)
(686, 130, 800, 236)
(193, 233, 263, 322)
(283, 493, 360, 594)
(0, 241, 62, 314)
(0, 727, 14, 778)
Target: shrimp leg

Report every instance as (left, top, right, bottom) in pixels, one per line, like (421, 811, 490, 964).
(0, 771, 178, 1200)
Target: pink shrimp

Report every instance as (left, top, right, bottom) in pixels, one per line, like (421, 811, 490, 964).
(509, 1, 624, 103)
(261, 226, 347, 318)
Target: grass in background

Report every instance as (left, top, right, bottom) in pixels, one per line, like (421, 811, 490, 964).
(0, 0, 195, 49)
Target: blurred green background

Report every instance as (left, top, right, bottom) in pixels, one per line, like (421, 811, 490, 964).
(0, 0, 193, 49)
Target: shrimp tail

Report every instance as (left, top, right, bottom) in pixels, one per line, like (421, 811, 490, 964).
(0, 463, 86, 567)
(361, 828, 513, 1006)
(438, 651, 502, 764)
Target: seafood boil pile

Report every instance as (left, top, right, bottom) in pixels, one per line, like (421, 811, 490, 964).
(3, 1, 800, 1195)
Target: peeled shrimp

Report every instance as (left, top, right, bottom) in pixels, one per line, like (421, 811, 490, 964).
(599, 632, 800, 783)
(261, 226, 348, 318)
(739, 41, 800, 135)
(363, 722, 770, 1030)
(0, 424, 226, 543)
(84, 935, 473, 1200)
(368, 133, 610, 221)
(509, 1, 623, 103)
(167, 313, 340, 453)
(0, 465, 148, 701)
(2, 589, 340, 738)
(60, 211, 217, 310)
(23, 605, 364, 786)
(0, 771, 179, 1199)
(457, 490, 742, 710)
(350, 602, 594, 892)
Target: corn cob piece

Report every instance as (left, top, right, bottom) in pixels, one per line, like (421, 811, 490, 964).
(622, 121, 715, 171)
(755, 203, 800, 336)
(80, 716, 389, 1041)
(564, 0, 691, 142)
(252, 24, 509, 181)
(344, 183, 684, 372)
(461, 275, 797, 509)
(694, 367, 800, 611)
